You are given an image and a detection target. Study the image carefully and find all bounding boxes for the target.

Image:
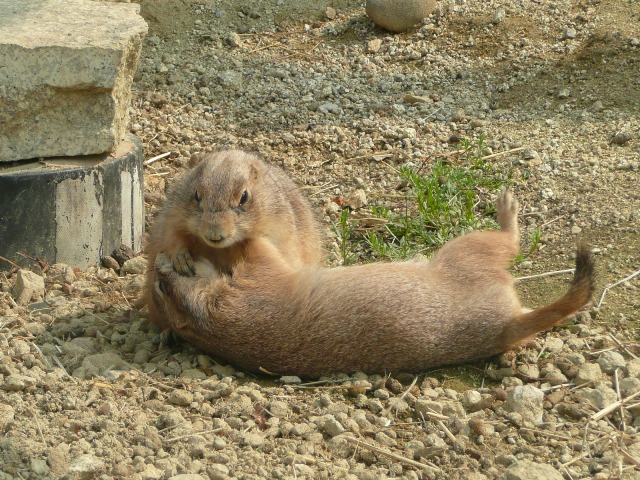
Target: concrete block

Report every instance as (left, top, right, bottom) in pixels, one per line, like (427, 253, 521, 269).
(0, 0, 148, 162)
(0, 136, 144, 270)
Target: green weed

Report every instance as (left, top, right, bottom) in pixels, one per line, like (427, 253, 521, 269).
(336, 136, 514, 262)
(332, 208, 358, 265)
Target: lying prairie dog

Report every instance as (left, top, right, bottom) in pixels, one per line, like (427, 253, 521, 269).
(145, 149, 323, 330)
(154, 190, 595, 376)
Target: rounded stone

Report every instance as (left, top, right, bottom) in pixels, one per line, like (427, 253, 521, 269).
(366, 0, 437, 33)
(0, 137, 144, 270)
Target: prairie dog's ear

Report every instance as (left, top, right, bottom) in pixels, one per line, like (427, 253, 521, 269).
(188, 152, 207, 168)
(249, 161, 262, 181)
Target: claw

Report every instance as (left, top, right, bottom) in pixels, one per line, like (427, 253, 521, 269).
(173, 250, 196, 277)
(154, 280, 165, 299)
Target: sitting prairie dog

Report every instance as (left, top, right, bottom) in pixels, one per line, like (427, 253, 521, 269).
(145, 149, 323, 330)
(153, 190, 596, 376)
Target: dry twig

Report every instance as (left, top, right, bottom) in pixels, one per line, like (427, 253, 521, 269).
(598, 268, 640, 307)
(344, 436, 442, 473)
(515, 268, 575, 282)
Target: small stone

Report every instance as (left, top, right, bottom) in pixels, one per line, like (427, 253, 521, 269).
(112, 244, 135, 265)
(563, 28, 577, 40)
(610, 132, 632, 146)
(121, 256, 147, 275)
(469, 118, 485, 129)
(596, 351, 626, 374)
(619, 377, 640, 397)
(492, 9, 505, 24)
(168, 475, 207, 480)
(345, 189, 368, 209)
(575, 363, 602, 385)
(540, 188, 554, 200)
(279, 375, 302, 384)
(325, 6, 337, 19)
(30, 458, 49, 476)
(0, 403, 15, 432)
(11, 270, 45, 305)
(47, 263, 77, 284)
(102, 256, 120, 271)
(571, 225, 582, 235)
(544, 337, 564, 352)
(557, 88, 570, 99)
(366, 0, 437, 33)
(168, 390, 194, 406)
(367, 38, 383, 53)
(318, 103, 341, 114)
(67, 454, 105, 477)
(320, 415, 346, 437)
(226, 32, 242, 47)
(450, 108, 465, 122)
(504, 460, 563, 480)
(240, 431, 265, 448)
(626, 359, 640, 379)
(503, 386, 544, 425)
(403, 94, 429, 104)
(576, 387, 617, 410)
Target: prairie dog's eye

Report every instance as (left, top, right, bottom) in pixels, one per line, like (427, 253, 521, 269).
(194, 190, 201, 203)
(239, 190, 249, 206)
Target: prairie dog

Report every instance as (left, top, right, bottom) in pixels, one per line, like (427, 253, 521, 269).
(145, 149, 323, 330)
(154, 191, 595, 376)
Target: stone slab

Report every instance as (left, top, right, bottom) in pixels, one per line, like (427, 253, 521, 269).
(0, 0, 148, 162)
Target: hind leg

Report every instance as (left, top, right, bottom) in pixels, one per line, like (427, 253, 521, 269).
(496, 189, 519, 247)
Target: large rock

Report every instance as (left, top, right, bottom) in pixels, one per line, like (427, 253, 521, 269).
(0, 0, 148, 162)
(366, 0, 437, 33)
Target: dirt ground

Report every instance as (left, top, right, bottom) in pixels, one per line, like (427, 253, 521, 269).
(1, 0, 639, 479)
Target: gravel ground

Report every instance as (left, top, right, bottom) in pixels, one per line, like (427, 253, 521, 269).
(1, 0, 640, 479)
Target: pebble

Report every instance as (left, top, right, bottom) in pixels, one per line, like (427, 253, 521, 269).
(503, 386, 544, 425)
(11, 270, 45, 305)
(168, 390, 194, 406)
(279, 375, 302, 384)
(596, 351, 626, 374)
(574, 363, 603, 385)
(367, 38, 382, 53)
(168, 475, 207, 480)
(492, 9, 506, 24)
(618, 377, 640, 397)
(47, 263, 77, 284)
(504, 460, 563, 480)
(570, 225, 582, 234)
(365, 0, 437, 33)
(626, 359, 640, 379)
(67, 454, 105, 476)
(319, 415, 346, 437)
(121, 256, 147, 275)
(544, 337, 564, 353)
(610, 131, 633, 145)
(563, 28, 577, 40)
(575, 387, 617, 410)
(240, 431, 265, 448)
(0, 404, 15, 432)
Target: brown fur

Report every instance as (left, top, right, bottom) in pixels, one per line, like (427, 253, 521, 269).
(145, 149, 323, 330)
(153, 190, 595, 377)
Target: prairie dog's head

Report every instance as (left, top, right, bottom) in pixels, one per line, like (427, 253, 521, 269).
(172, 149, 268, 248)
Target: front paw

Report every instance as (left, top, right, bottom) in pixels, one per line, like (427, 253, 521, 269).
(173, 249, 196, 277)
(155, 251, 175, 276)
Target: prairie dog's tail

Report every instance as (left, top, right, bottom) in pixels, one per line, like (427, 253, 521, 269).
(503, 244, 596, 347)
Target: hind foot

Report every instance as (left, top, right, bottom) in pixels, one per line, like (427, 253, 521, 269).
(496, 189, 519, 239)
